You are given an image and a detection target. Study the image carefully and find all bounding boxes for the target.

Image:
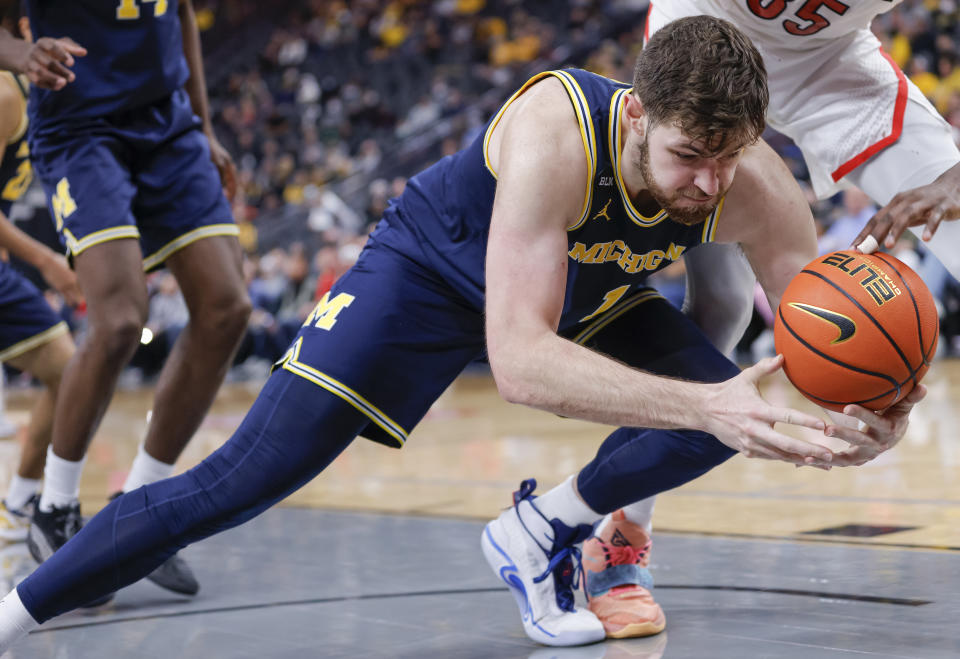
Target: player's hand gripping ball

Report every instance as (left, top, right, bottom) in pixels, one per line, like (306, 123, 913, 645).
(773, 250, 938, 412)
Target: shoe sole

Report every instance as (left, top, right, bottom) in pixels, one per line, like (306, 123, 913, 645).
(604, 617, 666, 639)
(482, 521, 605, 647)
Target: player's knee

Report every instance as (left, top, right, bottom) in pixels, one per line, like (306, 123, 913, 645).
(197, 290, 252, 340)
(88, 313, 145, 359)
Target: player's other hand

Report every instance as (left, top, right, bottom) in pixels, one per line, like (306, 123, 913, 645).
(39, 252, 83, 307)
(20, 37, 86, 90)
(703, 354, 833, 466)
(853, 171, 960, 251)
(207, 132, 238, 203)
(820, 384, 926, 467)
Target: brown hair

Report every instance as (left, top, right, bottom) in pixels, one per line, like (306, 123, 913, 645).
(632, 15, 768, 154)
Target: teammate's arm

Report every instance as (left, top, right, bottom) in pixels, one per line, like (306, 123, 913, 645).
(719, 140, 922, 467)
(0, 82, 81, 305)
(484, 80, 830, 465)
(0, 20, 84, 91)
(178, 0, 237, 201)
(853, 162, 960, 250)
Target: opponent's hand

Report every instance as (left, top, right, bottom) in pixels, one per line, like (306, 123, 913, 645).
(819, 384, 926, 467)
(703, 355, 833, 465)
(853, 173, 960, 251)
(19, 37, 86, 90)
(207, 132, 238, 203)
(38, 252, 83, 307)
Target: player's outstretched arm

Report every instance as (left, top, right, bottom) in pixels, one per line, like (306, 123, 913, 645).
(0, 28, 84, 91)
(484, 80, 828, 465)
(853, 163, 960, 250)
(178, 0, 237, 201)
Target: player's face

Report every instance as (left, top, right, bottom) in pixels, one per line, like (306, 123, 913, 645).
(633, 122, 744, 226)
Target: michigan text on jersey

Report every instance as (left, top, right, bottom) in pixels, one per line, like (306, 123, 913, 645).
(568, 241, 686, 273)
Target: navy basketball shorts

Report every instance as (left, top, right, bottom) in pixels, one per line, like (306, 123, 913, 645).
(0, 261, 67, 362)
(29, 88, 237, 271)
(274, 226, 487, 448)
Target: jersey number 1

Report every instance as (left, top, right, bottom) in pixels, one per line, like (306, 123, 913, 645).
(117, 0, 169, 20)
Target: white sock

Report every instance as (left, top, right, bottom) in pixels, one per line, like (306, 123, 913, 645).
(530, 476, 601, 528)
(0, 587, 39, 653)
(38, 447, 85, 512)
(122, 443, 174, 492)
(4, 476, 40, 511)
(597, 497, 656, 536)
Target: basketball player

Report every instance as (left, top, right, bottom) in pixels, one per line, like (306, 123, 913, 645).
(0, 0, 251, 596)
(573, 1, 960, 640)
(0, 17, 921, 651)
(0, 62, 79, 543)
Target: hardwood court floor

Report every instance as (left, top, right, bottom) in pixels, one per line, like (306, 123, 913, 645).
(0, 360, 957, 657)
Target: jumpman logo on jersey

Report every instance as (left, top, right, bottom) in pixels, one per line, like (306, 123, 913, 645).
(593, 198, 613, 222)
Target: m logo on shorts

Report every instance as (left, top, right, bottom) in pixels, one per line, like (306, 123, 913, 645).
(303, 291, 355, 331)
(50, 178, 78, 231)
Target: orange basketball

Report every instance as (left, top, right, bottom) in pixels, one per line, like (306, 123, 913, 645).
(773, 250, 938, 412)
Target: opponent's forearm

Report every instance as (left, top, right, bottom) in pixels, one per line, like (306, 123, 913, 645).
(491, 331, 709, 430)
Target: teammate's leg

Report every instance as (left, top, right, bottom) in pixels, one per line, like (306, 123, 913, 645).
(0, 334, 73, 541)
(138, 235, 250, 467)
(29, 240, 148, 561)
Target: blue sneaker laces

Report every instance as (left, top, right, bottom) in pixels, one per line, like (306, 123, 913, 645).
(512, 479, 592, 614)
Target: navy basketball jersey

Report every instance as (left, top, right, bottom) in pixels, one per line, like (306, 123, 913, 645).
(25, 0, 189, 128)
(392, 68, 721, 330)
(0, 73, 32, 216)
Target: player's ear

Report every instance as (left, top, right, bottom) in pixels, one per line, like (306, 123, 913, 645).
(623, 93, 647, 138)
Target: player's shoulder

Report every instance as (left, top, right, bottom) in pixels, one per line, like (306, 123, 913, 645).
(501, 76, 583, 144)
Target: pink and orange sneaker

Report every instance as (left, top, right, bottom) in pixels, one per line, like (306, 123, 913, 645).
(582, 510, 666, 639)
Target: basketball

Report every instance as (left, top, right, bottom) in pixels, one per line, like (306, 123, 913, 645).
(773, 250, 939, 412)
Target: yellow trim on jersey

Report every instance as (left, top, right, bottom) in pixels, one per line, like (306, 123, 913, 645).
(609, 89, 667, 229)
(551, 70, 596, 231)
(0, 72, 27, 144)
(481, 70, 597, 232)
(700, 196, 724, 244)
(142, 224, 240, 272)
(483, 71, 553, 178)
(277, 337, 409, 447)
(572, 289, 664, 345)
(0, 322, 68, 362)
(65, 226, 141, 256)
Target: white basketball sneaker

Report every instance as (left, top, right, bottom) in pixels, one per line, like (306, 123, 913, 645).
(482, 479, 605, 647)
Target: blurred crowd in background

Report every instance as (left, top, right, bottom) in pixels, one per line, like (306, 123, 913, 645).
(8, 0, 960, 387)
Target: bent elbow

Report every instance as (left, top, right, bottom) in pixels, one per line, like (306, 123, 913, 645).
(489, 359, 535, 406)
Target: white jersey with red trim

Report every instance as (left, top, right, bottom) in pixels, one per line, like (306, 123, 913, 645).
(648, 0, 945, 199)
